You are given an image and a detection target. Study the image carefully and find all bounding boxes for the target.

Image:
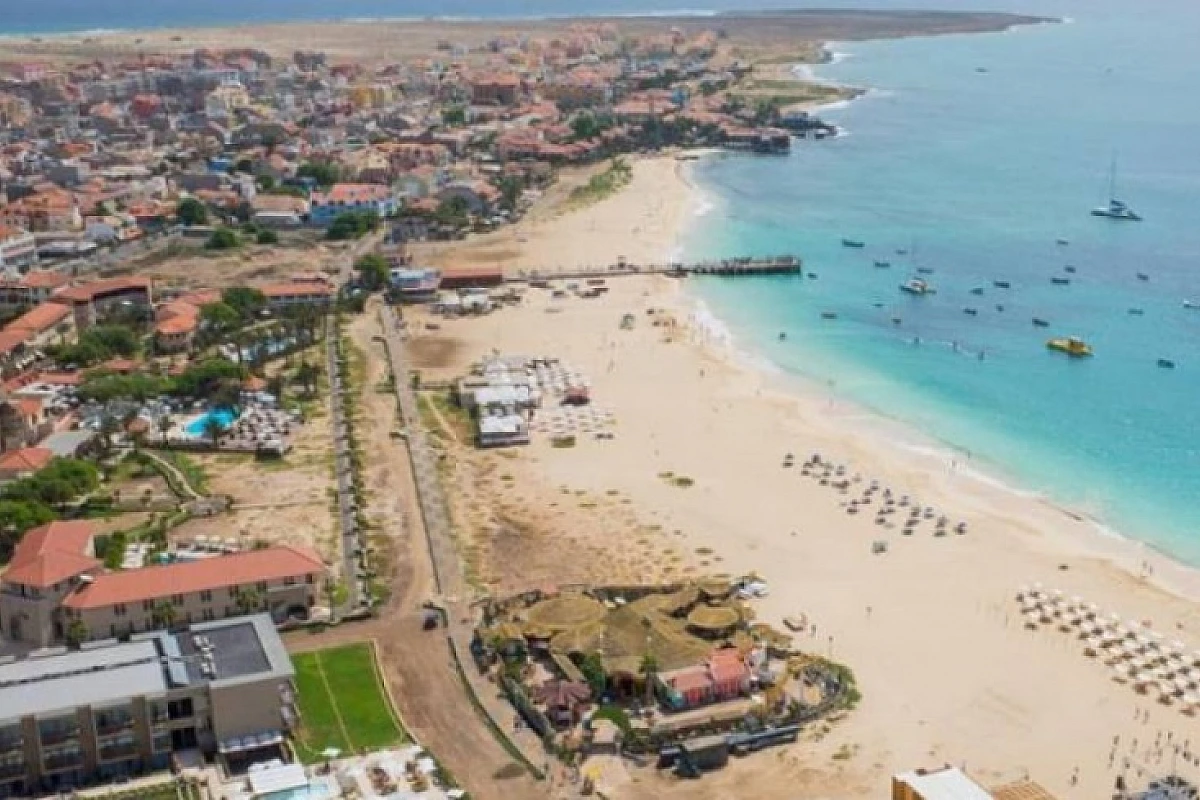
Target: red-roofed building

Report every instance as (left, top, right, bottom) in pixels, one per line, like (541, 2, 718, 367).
(309, 183, 399, 226)
(53, 276, 153, 330)
(471, 73, 522, 106)
(257, 278, 335, 311)
(6, 300, 75, 348)
(0, 520, 101, 645)
(1, 519, 326, 645)
(0, 446, 53, 480)
(61, 545, 326, 643)
(0, 223, 37, 269)
(657, 648, 751, 710)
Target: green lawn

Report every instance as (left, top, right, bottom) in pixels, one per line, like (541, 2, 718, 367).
(291, 643, 406, 762)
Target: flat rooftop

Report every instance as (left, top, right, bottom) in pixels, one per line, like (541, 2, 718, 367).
(0, 639, 168, 721)
(175, 614, 293, 688)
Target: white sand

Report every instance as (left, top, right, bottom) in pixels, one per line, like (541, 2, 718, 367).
(420, 156, 1200, 798)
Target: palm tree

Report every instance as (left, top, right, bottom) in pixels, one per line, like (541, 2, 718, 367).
(639, 651, 659, 707)
(151, 601, 177, 630)
(296, 361, 318, 397)
(157, 415, 172, 447)
(98, 413, 121, 455)
(202, 416, 224, 449)
(234, 587, 265, 615)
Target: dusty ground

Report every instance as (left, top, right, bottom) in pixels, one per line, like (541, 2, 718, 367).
(137, 240, 342, 291)
(170, 350, 339, 567)
(0, 12, 1045, 67)
(280, 301, 542, 800)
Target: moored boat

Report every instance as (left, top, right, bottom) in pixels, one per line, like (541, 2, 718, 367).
(1046, 336, 1094, 358)
(842, 238, 865, 248)
(993, 280, 1011, 289)
(874, 260, 891, 268)
(1157, 358, 1176, 369)
(1051, 277, 1071, 285)
(1032, 318, 1050, 327)
(900, 278, 933, 296)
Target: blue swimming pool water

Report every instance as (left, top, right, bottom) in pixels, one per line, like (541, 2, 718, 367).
(184, 407, 238, 438)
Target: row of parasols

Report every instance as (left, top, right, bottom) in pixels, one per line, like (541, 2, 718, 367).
(1017, 585, 1200, 713)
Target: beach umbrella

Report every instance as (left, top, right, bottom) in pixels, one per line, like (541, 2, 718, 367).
(321, 747, 341, 759)
(1087, 602, 1101, 617)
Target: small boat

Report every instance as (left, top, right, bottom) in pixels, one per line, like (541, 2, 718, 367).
(1091, 157, 1141, 221)
(1136, 272, 1149, 281)
(1157, 358, 1175, 369)
(1051, 277, 1071, 285)
(891, 317, 902, 325)
(969, 287, 985, 296)
(842, 238, 866, 248)
(993, 280, 1011, 289)
(872, 302, 884, 308)
(821, 311, 838, 320)
(916, 267, 935, 275)
(895, 248, 909, 256)
(975, 67, 989, 74)
(1056, 238, 1069, 246)
(778, 332, 787, 340)
(807, 272, 818, 279)
(1185, 300, 1198, 310)
(1128, 308, 1144, 316)
(1064, 265, 1077, 274)
(874, 260, 891, 268)
(963, 307, 978, 316)
(995, 304, 1005, 312)
(1032, 318, 1050, 327)
(900, 278, 933, 296)
(1047, 336, 1094, 358)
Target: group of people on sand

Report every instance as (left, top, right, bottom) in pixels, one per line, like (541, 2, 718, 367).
(786, 452, 969, 538)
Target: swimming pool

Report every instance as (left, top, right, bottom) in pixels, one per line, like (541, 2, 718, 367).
(184, 407, 238, 437)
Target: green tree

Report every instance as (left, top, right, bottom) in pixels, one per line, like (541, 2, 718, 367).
(0, 500, 57, 561)
(235, 587, 265, 614)
(177, 197, 208, 226)
(578, 652, 607, 696)
(267, 185, 307, 198)
(433, 197, 470, 228)
(98, 413, 122, 455)
(151, 601, 177, 629)
(258, 175, 277, 191)
(354, 253, 390, 291)
(295, 361, 319, 397)
(200, 301, 242, 334)
(443, 105, 467, 126)
(221, 287, 267, 321)
(325, 210, 380, 241)
(205, 228, 240, 250)
(65, 618, 90, 647)
(639, 651, 659, 707)
(494, 175, 524, 212)
(297, 161, 339, 188)
(256, 228, 279, 245)
(170, 358, 245, 400)
(202, 416, 225, 448)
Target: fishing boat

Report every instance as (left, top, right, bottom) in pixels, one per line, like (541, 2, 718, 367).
(1128, 308, 1145, 316)
(842, 238, 865, 248)
(963, 307, 978, 316)
(1185, 300, 1198, 310)
(821, 311, 838, 320)
(874, 260, 891, 268)
(1157, 358, 1176, 369)
(993, 280, 1011, 289)
(1136, 272, 1149, 281)
(900, 278, 932, 296)
(970, 287, 985, 296)
(1056, 238, 1069, 246)
(1051, 277, 1071, 285)
(1032, 318, 1050, 327)
(895, 248, 909, 256)
(1092, 157, 1141, 221)
(1064, 265, 1077, 274)
(916, 267, 935, 275)
(807, 272, 818, 279)
(1047, 336, 1094, 358)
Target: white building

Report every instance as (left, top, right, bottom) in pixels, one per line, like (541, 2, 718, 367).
(0, 225, 38, 269)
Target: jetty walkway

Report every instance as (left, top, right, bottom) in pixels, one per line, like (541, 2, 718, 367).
(509, 254, 802, 282)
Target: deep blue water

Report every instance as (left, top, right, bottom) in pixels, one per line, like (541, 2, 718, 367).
(685, 0, 1200, 561)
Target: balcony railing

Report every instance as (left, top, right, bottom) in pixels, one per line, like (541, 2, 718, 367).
(0, 762, 25, 781)
(42, 752, 83, 773)
(38, 728, 79, 747)
(98, 743, 139, 763)
(0, 736, 21, 754)
(95, 716, 135, 737)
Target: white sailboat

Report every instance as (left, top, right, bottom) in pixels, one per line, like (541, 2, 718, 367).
(1092, 156, 1141, 221)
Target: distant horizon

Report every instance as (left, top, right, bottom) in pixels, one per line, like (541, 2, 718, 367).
(0, 0, 1044, 37)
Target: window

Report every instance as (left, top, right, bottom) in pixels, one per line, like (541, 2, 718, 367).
(200, 590, 212, 603)
(114, 603, 127, 616)
(228, 587, 238, 598)
(306, 574, 314, 584)
(283, 576, 296, 586)
(142, 600, 154, 612)
(171, 594, 183, 606)
(202, 609, 214, 622)
(256, 581, 267, 592)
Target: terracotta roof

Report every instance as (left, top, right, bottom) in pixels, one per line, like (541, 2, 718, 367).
(54, 276, 151, 303)
(62, 544, 325, 610)
(0, 224, 31, 240)
(311, 183, 391, 204)
(7, 301, 71, 334)
(0, 446, 53, 473)
(0, 329, 26, 355)
(2, 521, 100, 588)
(155, 315, 197, 336)
(19, 271, 70, 289)
(11, 397, 43, 417)
(258, 282, 335, 298)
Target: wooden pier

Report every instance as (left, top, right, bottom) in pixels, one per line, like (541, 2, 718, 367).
(508, 255, 802, 283)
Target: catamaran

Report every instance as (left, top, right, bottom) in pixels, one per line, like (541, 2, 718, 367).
(1092, 157, 1141, 221)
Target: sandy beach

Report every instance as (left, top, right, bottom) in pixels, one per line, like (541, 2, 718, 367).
(405, 153, 1200, 799)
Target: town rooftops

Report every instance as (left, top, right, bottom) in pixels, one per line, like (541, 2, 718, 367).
(0, 223, 32, 240)
(53, 276, 152, 303)
(310, 183, 391, 204)
(62, 544, 325, 610)
(2, 520, 100, 588)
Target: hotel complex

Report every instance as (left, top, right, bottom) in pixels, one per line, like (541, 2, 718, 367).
(0, 614, 295, 796)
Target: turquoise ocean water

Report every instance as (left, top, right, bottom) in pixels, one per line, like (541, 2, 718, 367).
(685, 0, 1200, 562)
